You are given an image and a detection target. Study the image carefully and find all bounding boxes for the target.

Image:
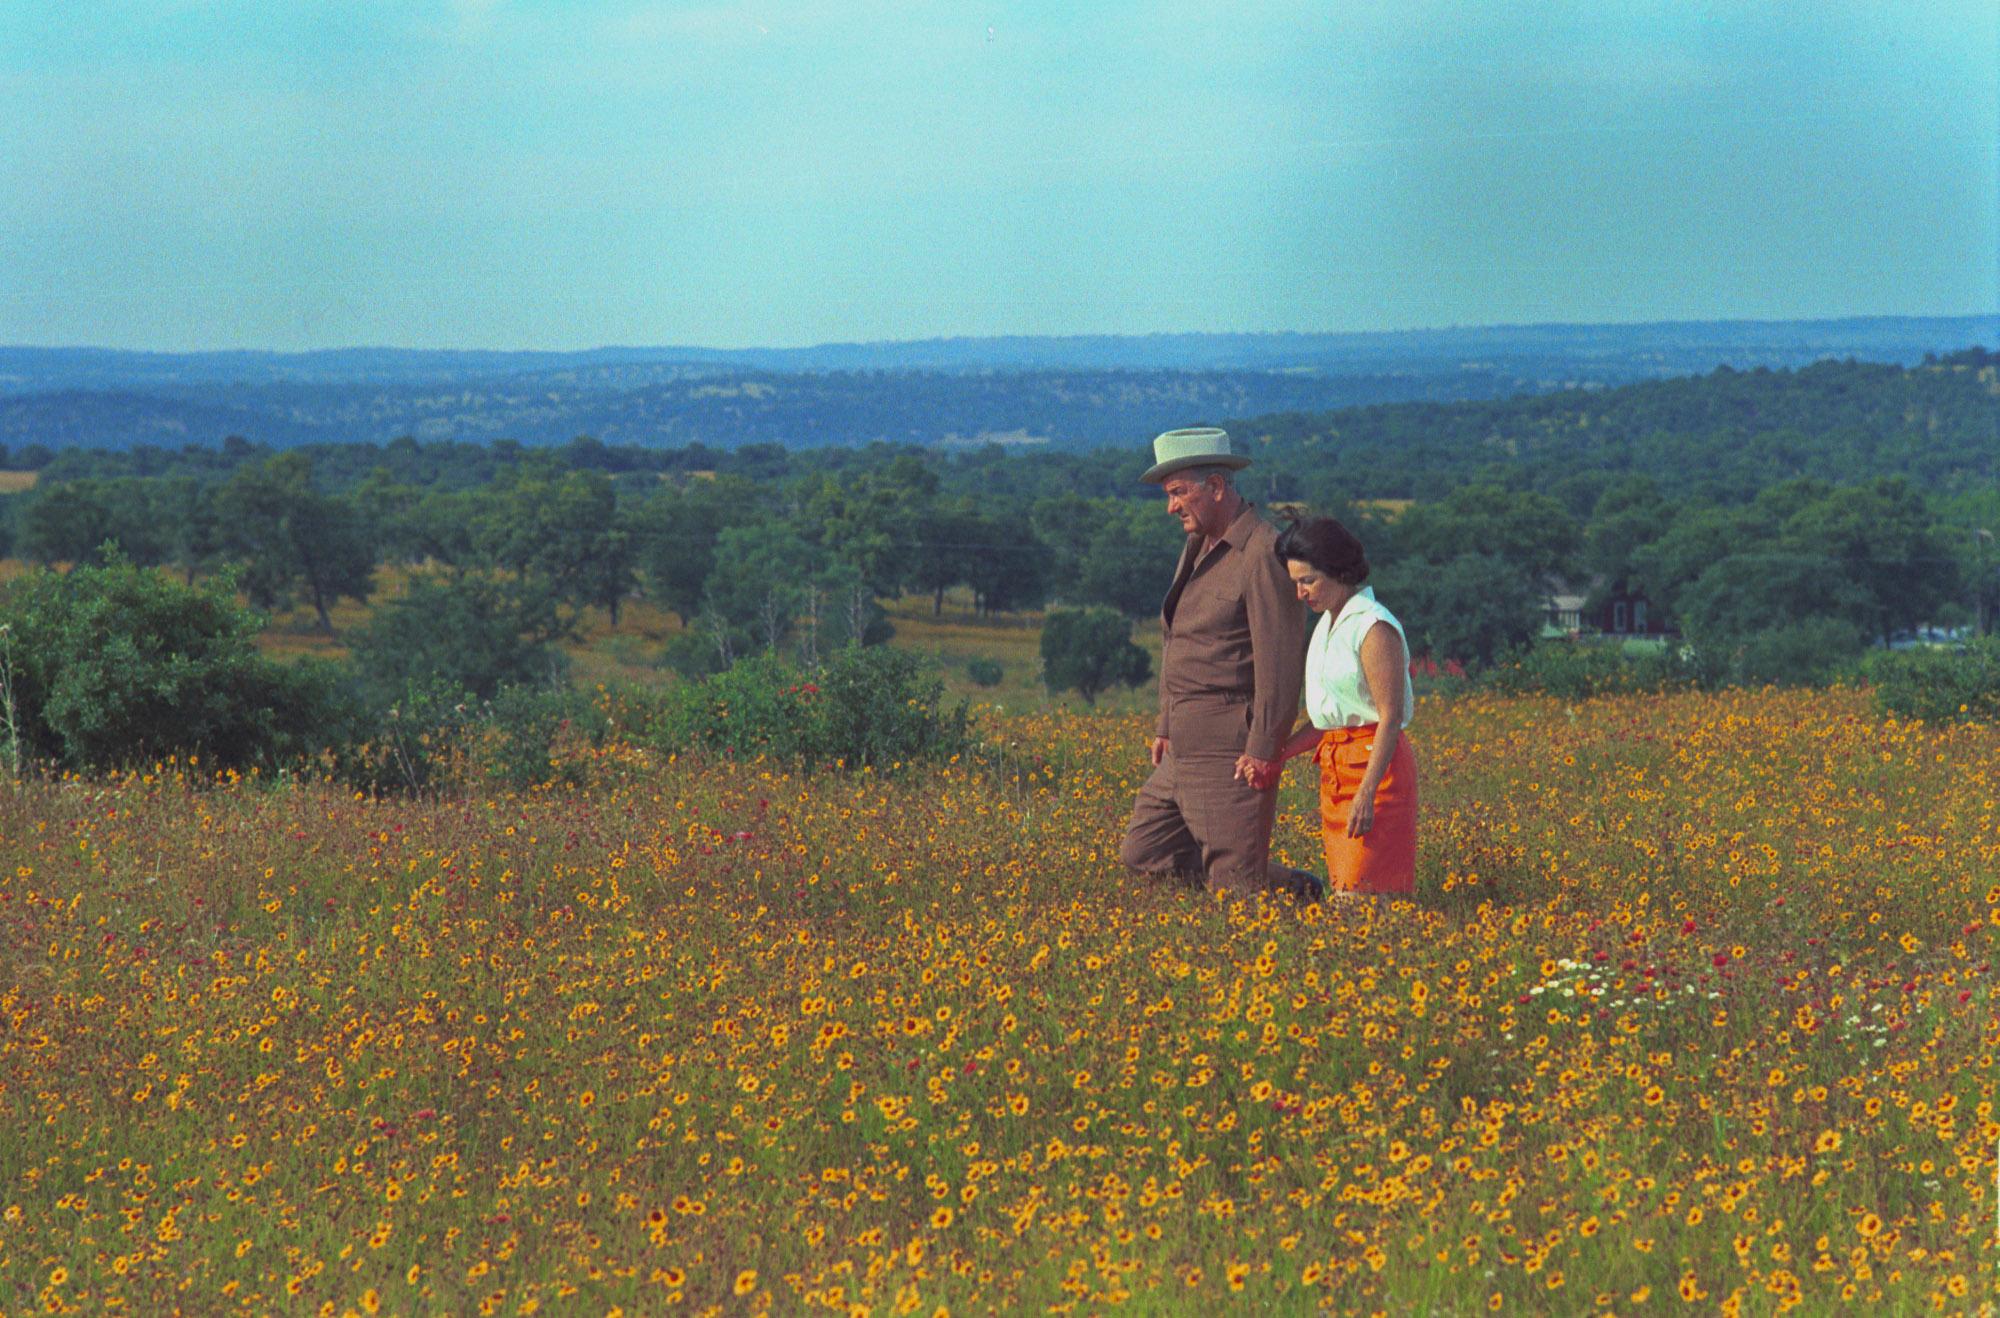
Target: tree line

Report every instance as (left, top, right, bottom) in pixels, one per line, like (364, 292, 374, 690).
(0, 349, 1994, 681)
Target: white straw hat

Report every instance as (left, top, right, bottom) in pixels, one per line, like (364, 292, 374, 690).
(1140, 427, 1252, 484)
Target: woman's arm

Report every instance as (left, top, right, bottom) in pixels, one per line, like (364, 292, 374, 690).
(1234, 718, 1324, 787)
(1346, 621, 1408, 837)
(1278, 721, 1325, 762)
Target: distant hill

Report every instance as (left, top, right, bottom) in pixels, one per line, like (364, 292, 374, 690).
(1, 316, 1994, 453)
(1243, 349, 2000, 501)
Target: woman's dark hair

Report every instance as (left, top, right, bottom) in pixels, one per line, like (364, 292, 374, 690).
(1275, 516, 1369, 585)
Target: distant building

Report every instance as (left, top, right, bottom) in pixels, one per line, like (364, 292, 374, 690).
(1543, 578, 1674, 638)
(1595, 587, 1672, 637)
(1544, 588, 1587, 636)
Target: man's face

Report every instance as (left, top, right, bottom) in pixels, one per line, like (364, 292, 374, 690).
(1161, 472, 1223, 537)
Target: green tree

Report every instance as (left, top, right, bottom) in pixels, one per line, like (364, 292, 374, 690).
(349, 572, 569, 705)
(471, 471, 635, 624)
(696, 522, 816, 666)
(963, 511, 1050, 615)
(1040, 606, 1152, 704)
(802, 456, 938, 598)
(798, 558, 893, 664)
(216, 453, 375, 631)
(910, 500, 983, 614)
(1728, 617, 1866, 687)
(1029, 493, 1098, 604)
(1392, 484, 1581, 582)
(1377, 553, 1543, 667)
(1627, 503, 1768, 623)
(402, 488, 490, 571)
(157, 477, 225, 584)
(1074, 504, 1184, 619)
(1675, 552, 1875, 641)
(1776, 477, 1959, 643)
(351, 467, 430, 566)
(632, 479, 756, 625)
(1934, 487, 2000, 635)
(18, 482, 116, 567)
(1581, 476, 1671, 586)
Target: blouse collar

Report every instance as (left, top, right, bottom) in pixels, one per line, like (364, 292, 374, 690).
(1330, 585, 1378, 631)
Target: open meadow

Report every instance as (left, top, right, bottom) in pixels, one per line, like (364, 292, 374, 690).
(248, 578, 1166, 717)
(2, 685, 1997, 1314)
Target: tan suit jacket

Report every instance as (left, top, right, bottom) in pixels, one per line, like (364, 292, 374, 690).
(1154, 505, 1305, 760)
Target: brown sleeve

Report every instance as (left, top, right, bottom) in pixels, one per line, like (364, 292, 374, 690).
(1242, 533, 1305, 760)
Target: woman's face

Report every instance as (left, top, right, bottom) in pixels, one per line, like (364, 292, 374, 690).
(1286, 559, 1354, 614)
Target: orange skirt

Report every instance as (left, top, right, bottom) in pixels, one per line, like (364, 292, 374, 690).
(1316, 724, 1418, 896)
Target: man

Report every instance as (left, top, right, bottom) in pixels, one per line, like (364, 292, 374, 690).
(1118, 427, 1315, 899)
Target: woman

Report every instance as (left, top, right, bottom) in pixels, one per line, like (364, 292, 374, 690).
(1239, 517, 1418, 899)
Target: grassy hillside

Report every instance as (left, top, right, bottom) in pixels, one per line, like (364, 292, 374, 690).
(1, 688, 1992, 1311)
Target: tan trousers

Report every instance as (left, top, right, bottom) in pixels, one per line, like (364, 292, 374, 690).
(1120, 751, 1309, 897)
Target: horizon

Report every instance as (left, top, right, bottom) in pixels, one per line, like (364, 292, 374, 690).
(8, 309, 2000, 360)
(4, 3, 1994, 353)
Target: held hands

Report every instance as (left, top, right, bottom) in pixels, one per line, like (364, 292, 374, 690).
(1233, 753, 1282, 792)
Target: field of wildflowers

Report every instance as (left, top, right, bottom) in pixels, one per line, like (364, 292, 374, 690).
(2, 685, 1996, 1314)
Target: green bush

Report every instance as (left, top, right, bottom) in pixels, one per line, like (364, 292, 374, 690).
(1725, 618, 1865, 688)
(652, 647, 973, 772)
(807, 646, 974, 771)
(324, 677, 478, 797)
(0, 558, 359, 773)
(478, 685, 615, 790)
(648, 653, 816, 760)
(967, 657, 1005, 688)
(324, 680, 623, 796)
(1865, 636, 2000, 723)
(1483, 640, 1715, 698)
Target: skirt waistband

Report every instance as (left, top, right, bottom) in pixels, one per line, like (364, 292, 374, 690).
(1318, 723, 1379, 744)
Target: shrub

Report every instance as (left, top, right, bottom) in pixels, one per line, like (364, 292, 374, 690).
(476, 685, 616, 790)
(0, 558, 359, 773)
(1040, 607, 1151, 704)
(1865, 636, 2000, 723)
(807, 645, 973, 770)
(1724, 618, 1865, 688)
(967, 657, 1005, 688)
(652, 647, 973, 772)
(648, 654, 816, 761)
(326, 680, 627, 797)
(324, 677, 478, 797)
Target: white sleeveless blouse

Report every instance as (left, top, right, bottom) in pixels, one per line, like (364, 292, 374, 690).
(1304, 586, 1414, 729)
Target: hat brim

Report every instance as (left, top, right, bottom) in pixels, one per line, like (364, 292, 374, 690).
(1140, 452, 1253, 484)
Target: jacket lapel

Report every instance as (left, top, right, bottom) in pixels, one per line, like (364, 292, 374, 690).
(1161, 534, 1202, 629)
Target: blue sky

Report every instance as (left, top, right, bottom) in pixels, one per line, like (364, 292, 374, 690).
(2, 0, 1994, 350)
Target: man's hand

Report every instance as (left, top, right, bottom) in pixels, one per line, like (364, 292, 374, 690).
(1233, 753, 1281, 791)
(1150, 737, 1170, 767)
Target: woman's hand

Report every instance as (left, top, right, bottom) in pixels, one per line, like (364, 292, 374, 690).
(1346, 786, 1376, 837)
